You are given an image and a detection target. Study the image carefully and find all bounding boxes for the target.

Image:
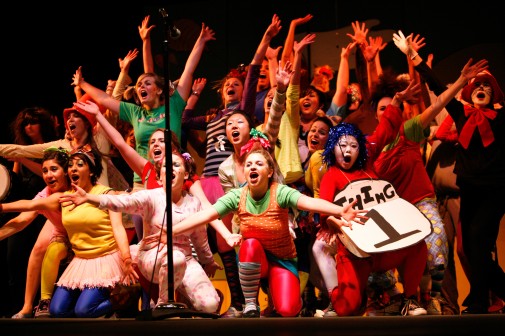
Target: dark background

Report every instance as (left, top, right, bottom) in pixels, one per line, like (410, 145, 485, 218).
(2, 0, 504, 144)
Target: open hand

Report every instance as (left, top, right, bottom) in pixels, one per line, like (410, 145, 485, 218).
(59, 183, 87, 211)
(392, 30, 412, 55)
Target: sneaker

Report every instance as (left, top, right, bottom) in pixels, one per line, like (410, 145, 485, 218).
(261, 305, 281, 317)
(34, 299, 51, 318)
(488, 294, 504, 314)
(220, 306, 243, 318)
(242, 303, 260, 318)
(442, 304, 459, 315)
(400, 296, 427, 316)
(366, 293, 402, 316)
(315, 292, 330, 311)
(11, 311, 33, 319)
(426, 296, 444, 315)
(299, 286, 317, 317)
(323, 302, 338, 317)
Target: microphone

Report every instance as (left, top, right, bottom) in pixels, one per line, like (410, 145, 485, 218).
(159, 8, 181, 40)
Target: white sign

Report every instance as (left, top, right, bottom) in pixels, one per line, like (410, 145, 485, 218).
(333, 179, 432, 257)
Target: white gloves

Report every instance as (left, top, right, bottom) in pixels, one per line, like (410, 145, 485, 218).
(392, 30, 414, 56)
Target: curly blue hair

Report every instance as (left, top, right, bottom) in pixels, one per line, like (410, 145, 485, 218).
(322, 122, 368, 169)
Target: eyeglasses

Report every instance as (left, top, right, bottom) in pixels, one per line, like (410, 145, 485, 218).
(22, 118, 40, 126)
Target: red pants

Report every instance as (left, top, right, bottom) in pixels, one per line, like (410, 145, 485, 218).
(239, 238, 302, 316)
(332, 240, 427, 316)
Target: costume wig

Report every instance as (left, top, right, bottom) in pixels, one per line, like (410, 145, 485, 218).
(322, 122, 368, 169)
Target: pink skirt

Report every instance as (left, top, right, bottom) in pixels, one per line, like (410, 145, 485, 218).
(56, 250, 124, 289)
(200, 175, 225, 204)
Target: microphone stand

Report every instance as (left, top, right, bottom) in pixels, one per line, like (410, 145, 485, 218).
(146, 8, 218, 320)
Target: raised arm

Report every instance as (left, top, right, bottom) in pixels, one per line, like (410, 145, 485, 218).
(362, 36, 384, 92)
(394, 30, 489, 125)
(252, 14, 282, 66)
(393, 30, 425, 67)
(392, 31, 428, 116)
(369, 36, 386, 77)
(417, 58, 488, 128)
(176, 23, 216, 101)
(333, 41, 357, 107)
(72, 66, 121, 116)
(265, 45, 281, 88)
(279, 34, 315, 144)
(347, 21, 382, 92)
(239, 14, 283, 119)
(348, 21, 373, 102)
(184, 78, 208, 157)
(292, 33, 316, 86)
(72, 100, 147, 177)
(138, 15, 155, 73)
(280, 14, 313, 67)
(112, 49, 139, 102)
(262, 60, 294, 142)
(347, 21, 369, 45)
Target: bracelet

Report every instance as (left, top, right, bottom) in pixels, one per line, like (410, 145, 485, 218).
(410, 53, 418, 60)
(191, 91, 200, 97)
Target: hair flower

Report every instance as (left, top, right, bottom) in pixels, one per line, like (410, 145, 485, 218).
(181, 152, 192, 162)
(43, 146, 70, 157)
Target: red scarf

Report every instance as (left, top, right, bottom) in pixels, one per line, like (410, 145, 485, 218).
(458, 105, 497, 149)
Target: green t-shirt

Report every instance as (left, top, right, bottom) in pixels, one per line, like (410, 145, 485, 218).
(119, 91, 186, 183)
(213, 183, 301, 218)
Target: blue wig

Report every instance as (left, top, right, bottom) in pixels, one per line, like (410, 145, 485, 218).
(322, 122, 368, 169)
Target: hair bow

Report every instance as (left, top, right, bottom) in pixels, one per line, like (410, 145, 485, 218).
(240, 129, 271, 157)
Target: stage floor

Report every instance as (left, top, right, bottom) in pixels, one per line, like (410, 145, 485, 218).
(2, 314, 504, 336)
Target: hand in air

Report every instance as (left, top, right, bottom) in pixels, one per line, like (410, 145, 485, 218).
(392, 30, 411, 55)
(73, 100, 101, 116)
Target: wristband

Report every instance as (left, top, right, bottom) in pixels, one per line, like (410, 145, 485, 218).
(410, 53, 418, 60)
(191, 91, 200, 97)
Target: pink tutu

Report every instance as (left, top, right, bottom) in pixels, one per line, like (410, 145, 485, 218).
(56, 250, 124, 289)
